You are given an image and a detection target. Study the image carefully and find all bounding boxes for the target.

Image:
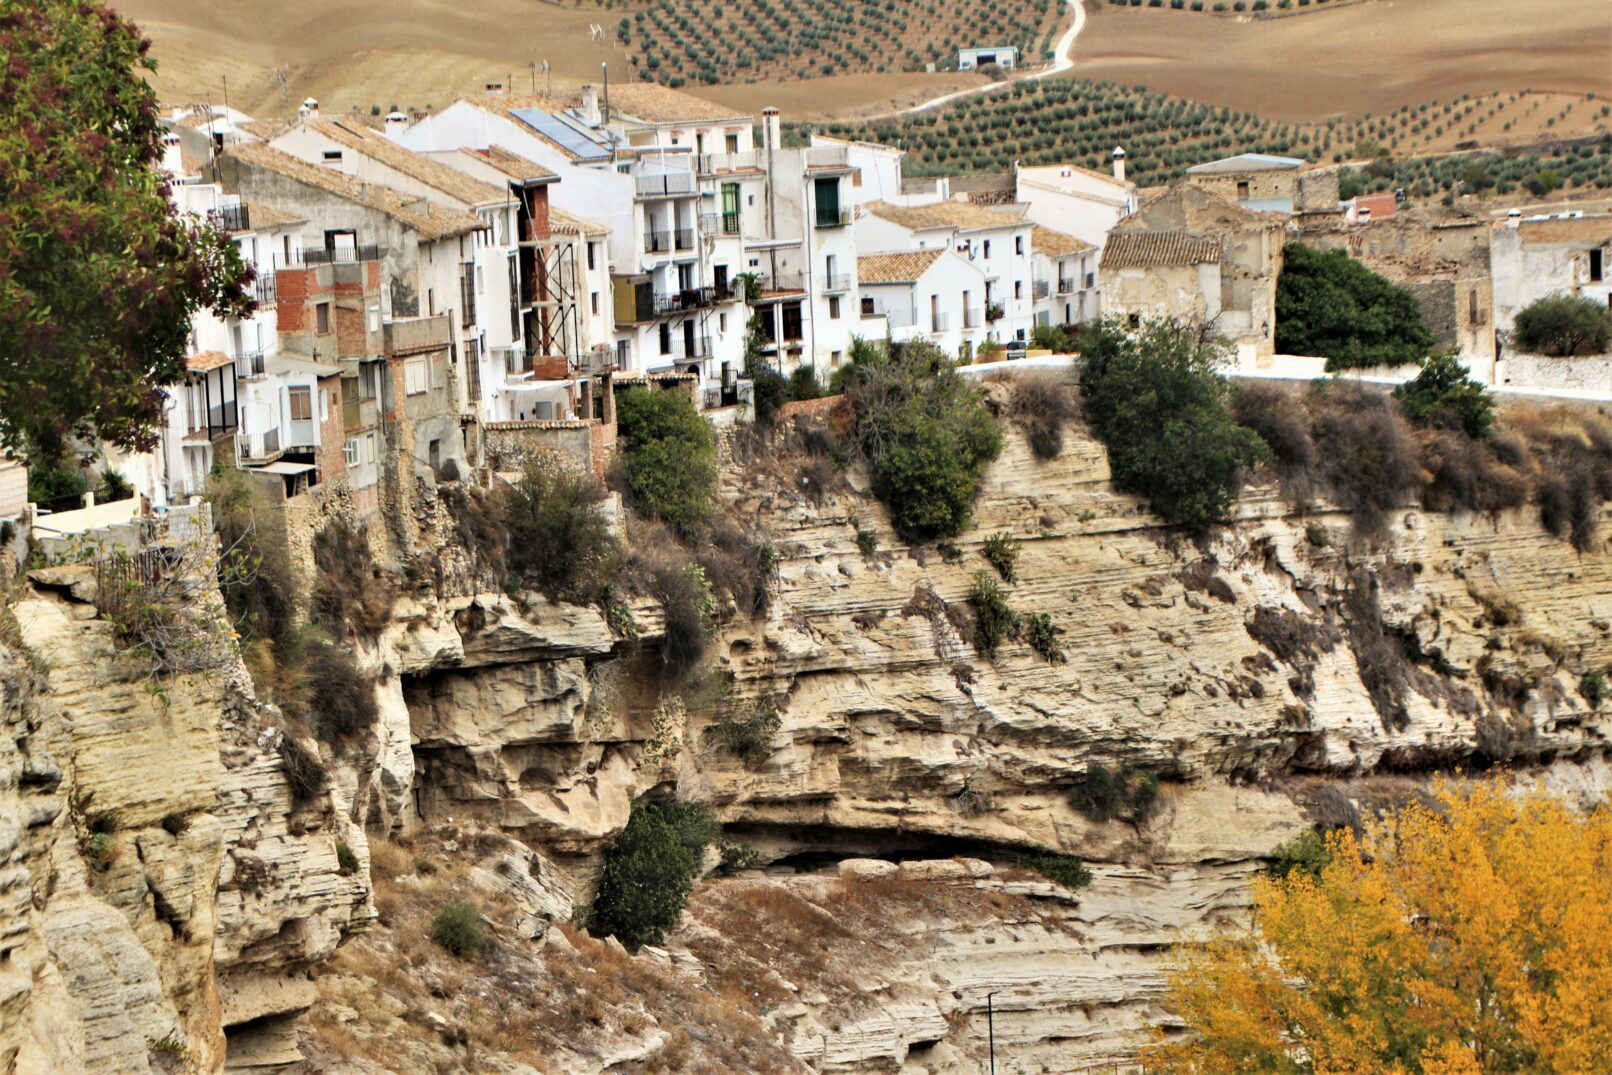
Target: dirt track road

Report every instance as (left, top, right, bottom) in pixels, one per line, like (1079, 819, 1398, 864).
(857, 0, 1086, 122)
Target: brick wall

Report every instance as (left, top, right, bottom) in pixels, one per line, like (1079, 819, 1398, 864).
(317, 375, 350, 487)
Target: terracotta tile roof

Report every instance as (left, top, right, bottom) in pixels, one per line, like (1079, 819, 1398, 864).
(857, 249, 944, 284)
(865, 200, 1027, 233)
(467, 145, 558, 183)
(580, 84, 749, 124)
(1100, 231, 1224, 270)
(226, 142, 486, 242)
(304, 119, 505, 207)
(186, 351, 233, 372)
(1031, 225, 1093, 258)
(550, 207, 609, 237)
(1515, 217, 1612, 246)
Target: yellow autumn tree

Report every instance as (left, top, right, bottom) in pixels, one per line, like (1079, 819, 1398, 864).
(1152, 784, 1612, 1074)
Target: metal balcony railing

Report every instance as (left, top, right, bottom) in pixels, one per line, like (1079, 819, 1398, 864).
(696, 150, 765, 174)
(814, 208, 851, 229)
(644, 230, 674, 254)
(758, 272, 804, 293)
(1056, 278, 1077, 295)
(652, 285, 732, 316)
(930, 312, 950, 333)
(298, 244, 381, 266)
(235, 351, 266, 379)
(674, 227, 694, 250)
(1032, 280, 1050, 300)
(821, 273, 851, 293)
(253, 274, 277, 306)
(962, 311, 979, 330)
(635, 172, 697, 198)
(698, 212, 743, 237)
(236, 427, 281, 461)
(208, 204, 250, 232)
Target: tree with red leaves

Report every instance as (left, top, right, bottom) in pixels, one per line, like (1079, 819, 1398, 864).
(0, 0, 254, 464)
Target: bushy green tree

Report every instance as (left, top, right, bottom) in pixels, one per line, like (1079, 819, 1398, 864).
(586, 801, 718, 948)
(1512, 293, 1612, 356)
(1080, 318, 1270, 531)
(506, 465, 619, 601)
(843, 340, 1002, 543)
(0, 0, 254, 463)
(1393, 353, 1494, 438)
(1275, 244, 1435, 370)
(615, 387, 717, 537)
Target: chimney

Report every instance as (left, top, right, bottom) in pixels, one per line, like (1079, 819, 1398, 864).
(161, 131, 183, 177)
(580, 84, 601, 126)
(762, 106, 781, 153)
(302, 97, 320, 121)
(384, 111, 409, 142)
(484, 82, 505, 97)
(1506, 208, 1522, 229)
(1111, 146, 1126, 184)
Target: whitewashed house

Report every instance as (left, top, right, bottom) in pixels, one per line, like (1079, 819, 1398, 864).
(857, 200, 1035, 349)
(1014, 157, 1137, 253)
(1030, 225, 1098, 328)
(857, 248, 989, 358)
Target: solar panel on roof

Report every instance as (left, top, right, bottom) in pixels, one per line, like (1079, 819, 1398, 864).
(510, 109, 611, 161)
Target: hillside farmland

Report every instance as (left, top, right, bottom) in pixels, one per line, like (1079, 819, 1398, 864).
(820, 77, 1612, 193)
(620, 0, 1069, 86)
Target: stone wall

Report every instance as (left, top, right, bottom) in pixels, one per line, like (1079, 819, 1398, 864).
(482, 420, 599, 478)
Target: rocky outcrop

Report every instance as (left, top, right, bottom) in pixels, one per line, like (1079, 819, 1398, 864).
(5, 407, 1610, 1073)
(0, 566, 369, 1073)
(371, 418, 1611, 1067)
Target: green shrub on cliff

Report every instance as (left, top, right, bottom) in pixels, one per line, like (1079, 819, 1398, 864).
(616, 387, 717, 538)
(506, 465, 619, 602)
(432, 900, 485, 958)
(1080, 318, 1269, 532)
(842, 340, 1002, 543)
(585, 800, 718, 949)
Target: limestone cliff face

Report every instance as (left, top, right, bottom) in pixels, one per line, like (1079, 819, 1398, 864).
(0, 569, 369, 1073)
(377, 421, 1612, 1068)
(5, 412, 1611, 1073)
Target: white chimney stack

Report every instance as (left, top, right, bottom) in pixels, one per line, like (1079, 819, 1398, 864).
(384, 111, 409, 142)
(302, 97, 320, 121)
(580, 84, 601, 126)
(161, 131, 183, 177)
(1112, 146, 1126, 183)
(1506, 208, 1522, 229)
(762, 106, 782, 153)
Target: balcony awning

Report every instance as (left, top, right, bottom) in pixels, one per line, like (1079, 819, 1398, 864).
(267, 352, 345, 377)
(502, 380, 572, 395)
(252, 461, 316, 476)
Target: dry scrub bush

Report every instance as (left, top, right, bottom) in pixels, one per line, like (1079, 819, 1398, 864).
(1309, 384, 1425, 536)
(311, 517, 394, 640)
(1232, 381, 1318, 497)
(1005, 371, 1080, 460)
